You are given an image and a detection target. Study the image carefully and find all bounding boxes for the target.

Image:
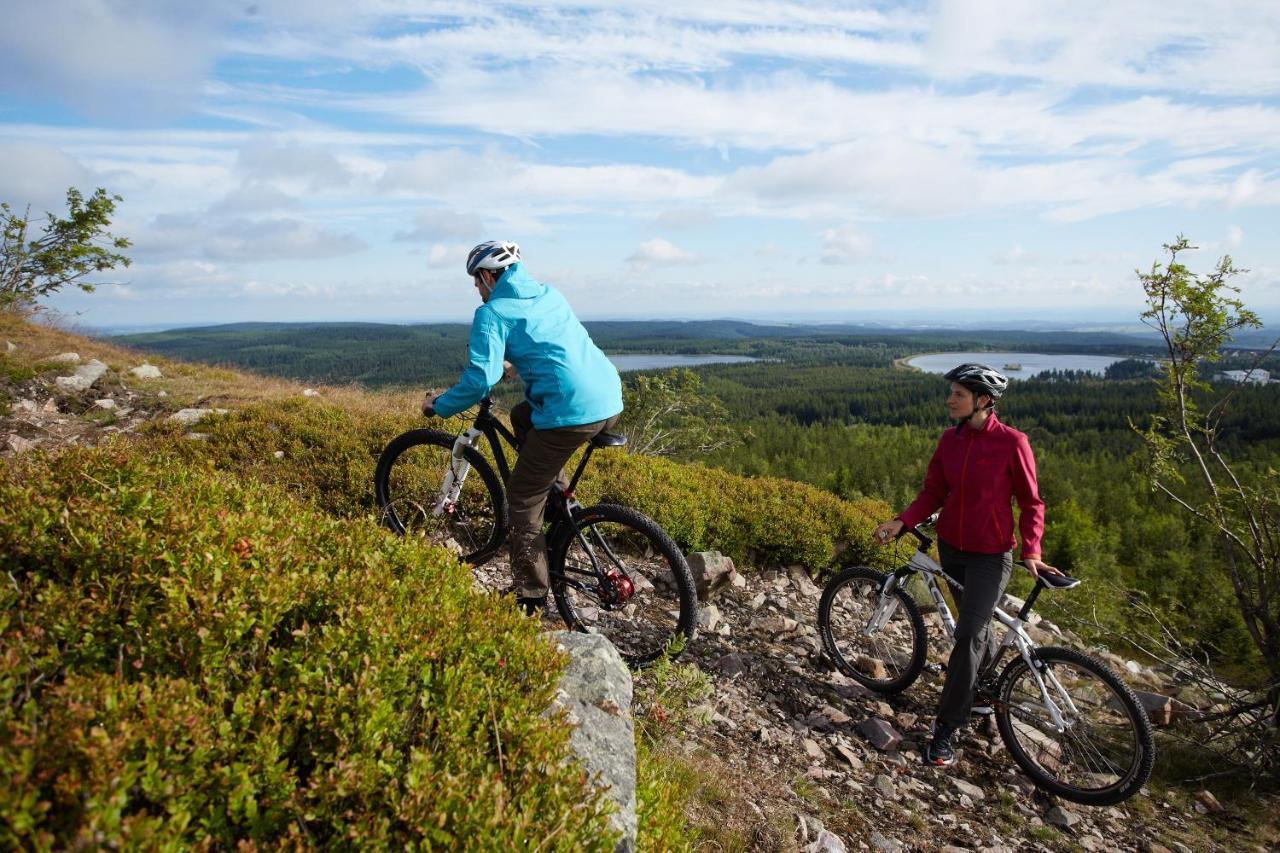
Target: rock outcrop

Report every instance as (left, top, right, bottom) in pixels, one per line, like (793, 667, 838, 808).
(552, 631, 637, 853)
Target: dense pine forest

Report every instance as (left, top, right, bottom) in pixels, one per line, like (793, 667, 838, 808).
(119, 321, 1280, 678)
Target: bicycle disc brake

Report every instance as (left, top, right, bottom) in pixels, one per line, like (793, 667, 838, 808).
(599, 569, 635, 607)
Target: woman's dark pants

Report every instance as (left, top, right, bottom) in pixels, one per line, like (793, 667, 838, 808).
(935, 540, 1013, 731)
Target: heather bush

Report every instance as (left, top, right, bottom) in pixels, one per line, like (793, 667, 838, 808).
(579, 451, 893, 574)
(167, 400, 893, 575)
(0, 442, 614, 849)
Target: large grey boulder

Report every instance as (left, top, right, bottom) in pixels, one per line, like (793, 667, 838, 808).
(550, 631, 636, 852)
(55, 359, 107, 392)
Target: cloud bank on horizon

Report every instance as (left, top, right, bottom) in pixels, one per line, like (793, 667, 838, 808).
(1, 0, 1277, 327)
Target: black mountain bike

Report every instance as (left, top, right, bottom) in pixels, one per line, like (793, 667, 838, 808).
(817, 520, 1155, 806)
(374, 396, 697, 665)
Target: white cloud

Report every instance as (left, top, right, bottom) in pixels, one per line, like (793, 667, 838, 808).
(427, 243, 470, 268)
(627, 238, 701, 270)
(820, 226, 873, 265)
(236, 138, 355, 190)
(141, 214, 366, 262)
(1225, 225, 1244, 249)
(395, 209, 485, 243)
(0, 143, 97, 211)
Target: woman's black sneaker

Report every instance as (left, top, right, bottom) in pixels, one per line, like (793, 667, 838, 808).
(924, 725, 957, 767)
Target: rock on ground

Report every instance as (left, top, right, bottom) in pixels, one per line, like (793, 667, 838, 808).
(167, 408, 229, 426)
(551, 631, 636, 853)
(687, 551, 738, 601)
(131, 364, 162, 379)
(55, 359, 108, 392)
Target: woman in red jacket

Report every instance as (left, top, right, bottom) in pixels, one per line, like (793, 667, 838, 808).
(872, 363, 1061, 767)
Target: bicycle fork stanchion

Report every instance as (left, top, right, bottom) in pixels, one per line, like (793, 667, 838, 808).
(434, 428, 483, 515)
(868, 575, 904, 633)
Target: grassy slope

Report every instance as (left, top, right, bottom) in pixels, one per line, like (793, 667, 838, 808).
(0, 315, 891, 849)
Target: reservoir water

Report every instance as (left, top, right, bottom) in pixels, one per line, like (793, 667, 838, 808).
(906, 351, 1136, 378)
(608, 354, 759, 372)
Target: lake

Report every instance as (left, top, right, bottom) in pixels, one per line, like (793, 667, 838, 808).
(607, 354, 759, 372)
(906, 351, 1136, 378)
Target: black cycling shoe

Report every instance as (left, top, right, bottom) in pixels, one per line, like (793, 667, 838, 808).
(516, 596, 546, 617)
(924, 725, 957, 767)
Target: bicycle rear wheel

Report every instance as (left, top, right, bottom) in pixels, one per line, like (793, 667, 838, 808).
(817, 566, 927, 693)
(996, 646, 1155, 806)
(374, 428, 507, 566)
(551, 503, 697, 667)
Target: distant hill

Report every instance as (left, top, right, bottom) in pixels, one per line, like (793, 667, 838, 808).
(115, 319, 1169, 388)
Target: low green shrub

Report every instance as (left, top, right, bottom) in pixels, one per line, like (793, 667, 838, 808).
(0, 442, 614, 849)
(166, 400, 893, 575)
(151, 398, 417, 517)
(580, 451, 894, 574)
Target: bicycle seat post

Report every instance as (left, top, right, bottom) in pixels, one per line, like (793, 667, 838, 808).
(565, 445, 595, 496)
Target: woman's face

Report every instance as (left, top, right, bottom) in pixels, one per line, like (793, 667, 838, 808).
(947, 382, 990, 418)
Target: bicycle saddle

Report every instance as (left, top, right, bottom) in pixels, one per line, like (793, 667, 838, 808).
(1040, 572, 1081, 590)
(590, 431, 628, 449)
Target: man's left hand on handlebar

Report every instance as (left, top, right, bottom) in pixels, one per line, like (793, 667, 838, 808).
(421, 390, 443, 418)
(1023, 557, 1062, 580)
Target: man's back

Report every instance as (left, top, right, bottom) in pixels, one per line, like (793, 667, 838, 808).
(474, 264, 622, 429)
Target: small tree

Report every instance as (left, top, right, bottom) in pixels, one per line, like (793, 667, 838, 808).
(1135, 236, 1280, 734)
(1, 187, 132, 309)
(619, 368, 739, 459)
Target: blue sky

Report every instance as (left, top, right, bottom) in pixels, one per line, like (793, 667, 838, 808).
(1, 0, 1278, 329)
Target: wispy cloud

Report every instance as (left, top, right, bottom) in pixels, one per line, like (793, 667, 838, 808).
(3, 1, 1277, 325)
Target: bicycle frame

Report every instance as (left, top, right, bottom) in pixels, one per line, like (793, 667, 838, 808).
(432, 398, 629, 606)
(878, 535, 1081, 733)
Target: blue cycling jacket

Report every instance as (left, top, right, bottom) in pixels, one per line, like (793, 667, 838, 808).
(432, 264, 623, 429)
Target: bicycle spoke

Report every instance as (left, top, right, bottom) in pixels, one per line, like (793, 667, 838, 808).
(376, 434, 503, 565)
(1000, 653, 1147, 798)
(818, 568, 926, 692)
(554, 507, 694, 665)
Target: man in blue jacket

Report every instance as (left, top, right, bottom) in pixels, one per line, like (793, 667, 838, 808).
(423, 241, 624, 615)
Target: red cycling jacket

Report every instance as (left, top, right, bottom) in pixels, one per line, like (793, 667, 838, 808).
(897, 413, 1044, 558)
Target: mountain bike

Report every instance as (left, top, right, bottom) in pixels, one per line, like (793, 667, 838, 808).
(374, 396, 697, 665)
(817, 520, 1155, 806)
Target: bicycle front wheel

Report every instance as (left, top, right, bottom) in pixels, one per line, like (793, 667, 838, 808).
(996, 646, 1155, 806)
(551, 503, 697, 667)
(817, 566, 927, 694)
(374, 428, 507, 566)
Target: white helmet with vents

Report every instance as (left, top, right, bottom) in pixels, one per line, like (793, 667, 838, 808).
(466, 240, 521, 276)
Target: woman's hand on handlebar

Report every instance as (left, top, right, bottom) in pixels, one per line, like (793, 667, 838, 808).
(872, 519, 904, 546)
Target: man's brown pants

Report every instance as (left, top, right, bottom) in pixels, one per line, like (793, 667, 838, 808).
(508, 401, 620, 599)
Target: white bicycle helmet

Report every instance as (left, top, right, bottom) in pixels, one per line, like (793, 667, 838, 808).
(944, 362, 1008, 400)
(466, 240, 521, 276)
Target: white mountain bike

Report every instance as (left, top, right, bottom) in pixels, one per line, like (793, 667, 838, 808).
(817, 520, 1155, 805)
